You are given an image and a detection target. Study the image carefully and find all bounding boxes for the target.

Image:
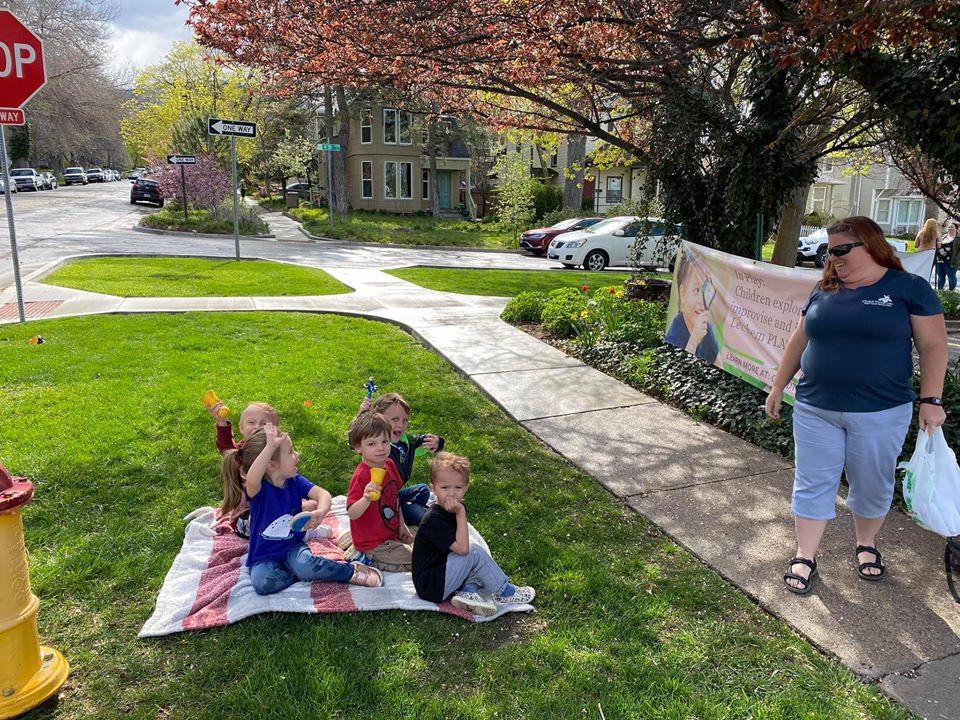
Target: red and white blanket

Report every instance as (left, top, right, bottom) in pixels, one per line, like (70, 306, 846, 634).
(139, 497, 532, 637)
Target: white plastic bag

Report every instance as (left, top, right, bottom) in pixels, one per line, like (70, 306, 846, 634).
(899, 428, 960, 537)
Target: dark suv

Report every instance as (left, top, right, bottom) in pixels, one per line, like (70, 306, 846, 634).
(130, 177, 164, 207)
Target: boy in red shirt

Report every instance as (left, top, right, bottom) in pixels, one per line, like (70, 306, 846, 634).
(346, 412, 415, 572)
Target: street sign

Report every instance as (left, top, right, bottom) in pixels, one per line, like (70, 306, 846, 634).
(207, 118, 256, 137)
(0, 108, 23, 124)
(0, 10, 46, 112)
(318, 143, 341, 151)
(167, 154, 197, 164)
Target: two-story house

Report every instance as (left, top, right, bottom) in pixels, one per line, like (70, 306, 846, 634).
(319, 103, 472, 215)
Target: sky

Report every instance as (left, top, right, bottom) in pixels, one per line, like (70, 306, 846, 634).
(107, 0, 193, 77)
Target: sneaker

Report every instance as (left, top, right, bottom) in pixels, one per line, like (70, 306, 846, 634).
(494, 586, 535, 605)
(304, 525, 332, 541)
(450, 591, 497, 617)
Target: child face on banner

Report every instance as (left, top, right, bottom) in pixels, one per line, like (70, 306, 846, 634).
(679, 262, 708, 320)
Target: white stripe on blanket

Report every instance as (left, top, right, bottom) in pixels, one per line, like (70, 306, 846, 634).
(140, 496, 532, 637)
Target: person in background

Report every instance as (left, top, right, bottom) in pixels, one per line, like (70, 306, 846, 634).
(915, 217, 941, 252)
(936, 222, 959, 291)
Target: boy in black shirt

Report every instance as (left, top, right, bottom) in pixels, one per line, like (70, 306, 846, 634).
(412, 452, 535, 616)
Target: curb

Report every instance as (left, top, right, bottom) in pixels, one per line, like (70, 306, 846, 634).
(132, 226, 275, 241)
(280, 212, 525, 254)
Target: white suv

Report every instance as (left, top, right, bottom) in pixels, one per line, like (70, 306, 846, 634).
(547, 216, 681, 271)
(9, 168, 42, 191)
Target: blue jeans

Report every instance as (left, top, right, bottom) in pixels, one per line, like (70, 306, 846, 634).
(937, 262, 957, 290)
(398, 483, 430, 525)
(442, 544, 509, 600)
(250, 542, 354, 595)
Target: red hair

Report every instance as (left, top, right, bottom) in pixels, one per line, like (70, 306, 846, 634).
(821, 216, 904, 291)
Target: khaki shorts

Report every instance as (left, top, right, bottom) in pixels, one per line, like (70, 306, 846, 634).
(368, 540, 413, 573)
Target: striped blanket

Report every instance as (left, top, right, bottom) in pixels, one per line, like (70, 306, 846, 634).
(139, 496, 532, 637)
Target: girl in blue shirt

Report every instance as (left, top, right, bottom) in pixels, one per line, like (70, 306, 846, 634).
(220, 423, 383, 594)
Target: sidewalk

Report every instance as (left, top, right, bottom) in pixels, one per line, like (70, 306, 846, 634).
(3, 251, 959, 718)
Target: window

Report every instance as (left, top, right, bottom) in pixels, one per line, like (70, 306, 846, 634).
(550, 149, 558, 168)
(421, 168, 430, 200)
(896, 198, 922, 228)
(875, 198, 891, 224)
(360, 108, 372, 144)
(421, 120, 428, 145)
(606, 176, 622, 204)
(361, 161, 373, 199)
(382, 108, 412, 145)
(384, 161, 412, 199)
(811, 186, 827, 211)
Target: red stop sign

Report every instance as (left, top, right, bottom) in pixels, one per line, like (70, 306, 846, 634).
(0, 10, 45, 110)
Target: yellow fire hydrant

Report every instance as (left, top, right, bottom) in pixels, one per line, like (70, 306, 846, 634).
(0, 462, 68, 719)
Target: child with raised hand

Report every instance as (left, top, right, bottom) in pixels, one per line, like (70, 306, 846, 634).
(357, 391, 444, 525)
(346, 412, 415, 572)
(208, 400, 316, 536)
(220, 423, 382, 595)
(412, 452, 535, 617)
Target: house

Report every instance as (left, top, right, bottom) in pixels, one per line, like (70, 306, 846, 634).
(318, 102, 473, 215)
(806, 158, 941, 235)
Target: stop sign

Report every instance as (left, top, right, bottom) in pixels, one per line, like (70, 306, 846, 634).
(0, 10, 45, 110)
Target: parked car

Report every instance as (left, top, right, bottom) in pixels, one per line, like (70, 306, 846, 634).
(285, 181, 311, 200)
(39, 172, 57, 190)
(86, 167, 105, 183)
(548, 216, 681, 272)
(797, 227, 907, 267)
(9, 168, 42, 191)
(0, 177, 18, 194)
(520, 217, 604, 255)
(130, 176, 164, 207)
(64, 167, 88, 185)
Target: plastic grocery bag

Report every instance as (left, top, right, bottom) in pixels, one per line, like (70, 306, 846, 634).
(898, 428, 960, 537)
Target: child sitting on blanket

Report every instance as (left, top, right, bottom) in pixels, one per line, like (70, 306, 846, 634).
(220, 423, 382, 595)
(345, 412, 415, 572)
(208, 400, 316, 537)
(412, 452, 535, 617)
(356, 391, 444, 526)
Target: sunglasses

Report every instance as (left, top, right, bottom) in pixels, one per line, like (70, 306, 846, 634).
(827, 241, 864, 257)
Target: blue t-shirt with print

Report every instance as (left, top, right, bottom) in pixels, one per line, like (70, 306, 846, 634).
(245, 474, 315, 568)
(665, 312, 720, 364)
(797, 269, 941, 412)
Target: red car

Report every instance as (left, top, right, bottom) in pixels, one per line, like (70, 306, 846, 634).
(520, 217, 604, 255)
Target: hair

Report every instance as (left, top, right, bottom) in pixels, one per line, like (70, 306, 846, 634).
(371, 392, 410, 416)
(348, 411, 392, 448)
(429, 452, 470, 484)
(821, 216, 904, 291)
(675, 255, 696, 288)
(918, 218, 941, 247)
(219, 429, 278, 514)
(241, 402, 279, 425)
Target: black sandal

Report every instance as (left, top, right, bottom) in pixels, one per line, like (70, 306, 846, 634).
(784, 557, 817, 595)
(856, 545, 885, 581)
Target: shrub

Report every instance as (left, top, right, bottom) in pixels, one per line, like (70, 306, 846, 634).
(532, 182, 563, 220)
(480, 213, 499, 224)
(540, 207, 589, 228)
(605, 197, 658, 218)
(802, 210, 835, 228)
(937, 289, 960, 317)
(541, 286, 588, 338)
(501, 291, 548, 324)
(150, 153, 231, 210)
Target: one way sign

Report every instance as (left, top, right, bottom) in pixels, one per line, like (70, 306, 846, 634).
(208, 118, 257, 137)
(167, 154, 196, 164)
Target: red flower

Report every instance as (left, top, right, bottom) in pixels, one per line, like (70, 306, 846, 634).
(581, 284, 588, 293)
(608, 287, 616, 294)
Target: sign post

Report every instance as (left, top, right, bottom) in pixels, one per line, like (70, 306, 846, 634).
(319, 141, 340, 234)
(208, 118, 256, 261)
(0, 9, 46, 324)
(166, 155, 196, 224)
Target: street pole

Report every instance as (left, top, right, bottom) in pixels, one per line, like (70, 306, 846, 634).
(180, 164, 188, 223)
(326, 148, 334, 234)
(0, 124, 25, 323)
(231, 135, 240, 260)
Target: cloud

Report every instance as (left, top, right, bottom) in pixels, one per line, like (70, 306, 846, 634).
(106, 10, 193, 75)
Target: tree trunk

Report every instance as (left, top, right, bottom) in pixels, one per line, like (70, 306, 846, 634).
(563, 134, 586, 209)
(334, 86, 350, 215)
(323, 86, 335, 212)
(428, 118, 440, 218)
(771, 183, 811, 267)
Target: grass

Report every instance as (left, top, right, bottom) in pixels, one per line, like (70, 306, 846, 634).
(139, 206, 269, 236)
(0, 312, 911, 720)
(387, 267, 636, 296)
(41, 257, 351, 298)
(290, 208, 516, 248)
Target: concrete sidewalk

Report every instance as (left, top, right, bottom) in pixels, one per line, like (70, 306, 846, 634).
(3, 253, 959, 718)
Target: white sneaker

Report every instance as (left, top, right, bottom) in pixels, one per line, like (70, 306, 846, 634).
(494, 586, 535, 605)
(304, 526, 332, 541)
(450, 591, 497, 617)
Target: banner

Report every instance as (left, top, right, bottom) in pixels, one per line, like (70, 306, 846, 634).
(664, 242, 935, 403)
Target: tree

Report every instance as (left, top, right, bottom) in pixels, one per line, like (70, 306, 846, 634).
(492, 151, 536, 239)
(9, 124, 30, 167)
(151, 153, 231, 209)
(269, 131, 315, 193)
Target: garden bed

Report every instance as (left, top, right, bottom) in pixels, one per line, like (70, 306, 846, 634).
(139, 205, 270, 236)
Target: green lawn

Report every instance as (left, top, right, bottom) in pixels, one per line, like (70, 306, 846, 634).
(386, 267, 636, 296)
(42, 257, 351, 298)
(1, 312, 909, 719)
(290, 208, 516, 248)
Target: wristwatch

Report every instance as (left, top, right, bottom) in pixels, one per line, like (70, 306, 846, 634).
(919, 397, 944, 406)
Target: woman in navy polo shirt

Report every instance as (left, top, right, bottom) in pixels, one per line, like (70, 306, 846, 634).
(765, 216, 947, 594)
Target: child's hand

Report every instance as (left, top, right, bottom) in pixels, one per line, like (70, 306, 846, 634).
(358, 398, 371, 413)
(305, 509, 327, 530)
(399, 526, 415, 544)
(206, 402, 228, 425)
(440, 495, 464, 514)
(263, 423, 285, 448)
(422, 435, 441, 452)
(363, 481, 381, 500)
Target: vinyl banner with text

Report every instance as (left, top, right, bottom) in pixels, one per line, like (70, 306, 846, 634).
(664, 242, 935, 403)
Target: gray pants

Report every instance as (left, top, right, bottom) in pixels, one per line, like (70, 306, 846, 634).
(442, 543, 508, 600)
